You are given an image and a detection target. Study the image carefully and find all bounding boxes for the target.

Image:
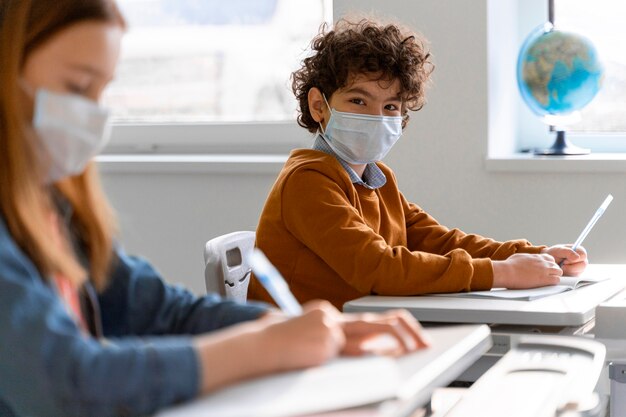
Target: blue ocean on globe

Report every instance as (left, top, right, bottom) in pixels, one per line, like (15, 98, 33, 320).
(517, 24, 603, 117)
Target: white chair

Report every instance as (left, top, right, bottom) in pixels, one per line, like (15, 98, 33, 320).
(203, 231, 255, 302)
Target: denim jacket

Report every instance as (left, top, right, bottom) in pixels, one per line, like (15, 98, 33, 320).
(0, 216, 268, 416)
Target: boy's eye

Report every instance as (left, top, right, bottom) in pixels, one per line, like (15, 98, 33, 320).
(349, 98, 365, 105)
(385, 104, 399, 111)
(65, 82, 88, 95)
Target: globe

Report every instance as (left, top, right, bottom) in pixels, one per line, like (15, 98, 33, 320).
(517, 23, 603, 120)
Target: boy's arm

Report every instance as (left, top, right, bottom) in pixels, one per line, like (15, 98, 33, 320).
(281, 169, 493, 295)
(401, 193, 545, 260)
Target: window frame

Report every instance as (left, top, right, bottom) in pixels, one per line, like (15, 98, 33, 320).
(103, 121, 311, 155)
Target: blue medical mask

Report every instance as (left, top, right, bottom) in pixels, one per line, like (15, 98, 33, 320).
(319, 94, 403, 164)
(32, 89, 111, 183)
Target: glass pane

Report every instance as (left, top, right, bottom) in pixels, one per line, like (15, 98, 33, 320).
(556, 0, 626, 133)
(104, 0, 330, 123)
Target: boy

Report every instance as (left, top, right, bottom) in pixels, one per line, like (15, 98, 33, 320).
(247, 18, 587, 309)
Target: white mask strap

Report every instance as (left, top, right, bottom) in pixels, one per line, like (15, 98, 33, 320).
(322, 93, 331, 111)
(319, 93, 332, 135)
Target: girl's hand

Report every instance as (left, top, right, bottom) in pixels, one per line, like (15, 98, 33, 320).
(340, 309, 430, 356)
(258, 300, 346, 371)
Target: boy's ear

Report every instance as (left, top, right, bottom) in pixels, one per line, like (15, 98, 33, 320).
(308, 87, 327, 125)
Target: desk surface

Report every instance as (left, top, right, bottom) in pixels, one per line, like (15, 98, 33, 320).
(344, 264, 626, 327)
(157, 325, 491, 417)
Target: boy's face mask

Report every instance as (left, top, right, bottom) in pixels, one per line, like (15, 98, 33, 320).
(319, 94, 403, 165)
(32, 88, 111, 183)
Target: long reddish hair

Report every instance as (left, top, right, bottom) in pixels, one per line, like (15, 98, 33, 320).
(0, 0, 125, 290)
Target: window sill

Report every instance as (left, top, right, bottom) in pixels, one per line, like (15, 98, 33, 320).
(485, 153, 626, 173)
(96, 154, 288, 174)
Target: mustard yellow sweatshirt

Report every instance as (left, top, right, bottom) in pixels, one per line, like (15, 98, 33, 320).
(248, 149, 544, 309)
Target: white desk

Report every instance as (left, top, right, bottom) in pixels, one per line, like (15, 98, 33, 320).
(157, 325, 491, 417)
(345, 264, 626, 386)
(344, 264, 626, 327)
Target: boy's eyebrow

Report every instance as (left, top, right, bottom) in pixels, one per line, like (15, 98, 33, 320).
(344, 86, 402, 102)
(68, 63, 109, 80)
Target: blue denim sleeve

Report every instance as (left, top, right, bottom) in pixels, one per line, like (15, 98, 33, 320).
(98, 246, 270, 337)
(0, 220, 241, 417)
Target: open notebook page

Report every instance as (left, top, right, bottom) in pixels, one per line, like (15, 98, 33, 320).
(156, 325, 490, 417)
(430, 274, 608, 301)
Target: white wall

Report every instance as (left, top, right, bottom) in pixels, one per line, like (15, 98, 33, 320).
(101, 0, 626, 295)
(101, 168, 282, 294)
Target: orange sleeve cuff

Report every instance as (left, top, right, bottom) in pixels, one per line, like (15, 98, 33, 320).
(470, 258, 494, 290)
(517, 245, 547, 255)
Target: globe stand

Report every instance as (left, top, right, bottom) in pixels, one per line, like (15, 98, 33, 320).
(534, 130, 590, 156)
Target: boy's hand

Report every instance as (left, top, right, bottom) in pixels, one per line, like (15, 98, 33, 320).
(492, 253, 562, 289)
(542, 245, 588, 276)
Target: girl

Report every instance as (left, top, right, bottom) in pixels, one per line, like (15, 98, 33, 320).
(0, 2, 428, 416)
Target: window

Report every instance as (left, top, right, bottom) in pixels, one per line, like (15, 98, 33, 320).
(513, 0, 626, 153)
(103, 0, 330, 154)
(555, 0, 626, 134)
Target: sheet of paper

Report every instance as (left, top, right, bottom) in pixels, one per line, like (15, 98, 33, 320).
(157, 325, 490, 417)
(157, 356, 400, 417)
(437, 285, 571, 301)
(430, 272, 609, 301)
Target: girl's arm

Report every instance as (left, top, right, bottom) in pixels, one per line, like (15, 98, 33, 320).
(98, 247, 270, 337)
(193, 301, 429, 394)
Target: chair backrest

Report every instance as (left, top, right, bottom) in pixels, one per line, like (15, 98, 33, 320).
(203, 231, 255, 302)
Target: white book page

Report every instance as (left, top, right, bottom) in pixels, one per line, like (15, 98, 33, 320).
(157, 355, 401, 417)
(431, 272, 609, 301)
(156, 325, 489, 417)
(559, 274, 607, 289)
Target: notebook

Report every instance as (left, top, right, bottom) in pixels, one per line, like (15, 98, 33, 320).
(156, 325, 491, 417)
(432, 274, 608, 301)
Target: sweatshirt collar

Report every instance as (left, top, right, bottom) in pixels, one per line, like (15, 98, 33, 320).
(312, 134, 386, 190)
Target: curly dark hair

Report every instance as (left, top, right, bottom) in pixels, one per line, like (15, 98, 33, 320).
(292, 18, 434, 132)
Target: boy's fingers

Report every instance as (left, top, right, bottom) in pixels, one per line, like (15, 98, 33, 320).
(568, 248, 581, 259)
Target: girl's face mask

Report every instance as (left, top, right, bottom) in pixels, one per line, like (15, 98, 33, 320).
(32, 88, 111, 183)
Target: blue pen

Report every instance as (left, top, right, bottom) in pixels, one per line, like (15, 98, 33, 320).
(559, 194, 613, 267)
(249, 248, 302, 316)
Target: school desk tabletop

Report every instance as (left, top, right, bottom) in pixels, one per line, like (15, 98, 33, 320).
(343, 264, 626, 327)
